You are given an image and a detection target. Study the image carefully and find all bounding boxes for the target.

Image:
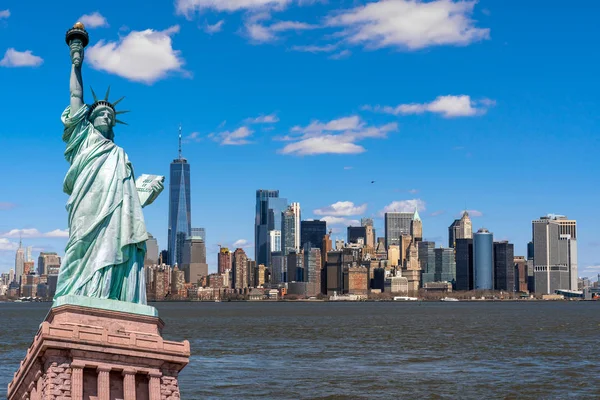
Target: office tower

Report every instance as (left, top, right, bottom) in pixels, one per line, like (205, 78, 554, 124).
(455, 238, 474, 291)
(435, 248, 456, 283)
(271, 251, 285, 284)
(145, 233, 159, 267)
(411, 209, 422, 242)
(361, 218, 376, 248)
(26, 246, 33, 262)
(322, 232, 332, 267)
(218, 247, 232, 275)
(232, 248, 248, 289)
(290, 202, 301, 251)
(473, 228, 494, 290)
(15, 240, 24, 283)
(37, 252, 61, 276)
(282, 207, 296, 256)
(304, 246, 322, 295)
(387, 245, 400, 267)
(326, 251, 343, 295)
(493, 241, 515, 291)
(269, 230, 282, 253)
(300, 220, 327, 252)
(247, 260, 256, 288)
(418, 241, 436, 284)
(181, 230, 208, 284)
(532, 214, 577, 293)
(514, 256, 528, 292)
(403, 242, 421, 292)
(448, 211, 473, 248)
(287, 251, 303, 282)
(160, 250, 169, 265)
(347, 226, 367, 244)
(255, 190, 287, 266)
(384, 212, 413, 249)
(168, 126, 191, 266)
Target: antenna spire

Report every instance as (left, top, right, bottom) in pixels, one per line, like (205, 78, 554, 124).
(178, 124, 182, 159)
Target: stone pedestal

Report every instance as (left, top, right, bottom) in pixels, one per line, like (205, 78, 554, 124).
(8, 301, 189, 400)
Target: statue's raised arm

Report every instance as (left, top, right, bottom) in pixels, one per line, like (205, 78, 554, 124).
(66, 23, 89, 117)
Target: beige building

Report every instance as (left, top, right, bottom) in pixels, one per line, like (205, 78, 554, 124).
(387, 245, 400, 267)
(449, 211, 473, 247)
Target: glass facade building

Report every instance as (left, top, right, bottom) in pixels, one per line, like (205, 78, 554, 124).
(300, 220, 327, 253)
(384, 212, 413, 249)
(168, 158, 191, 267)
(473, 228, 494, 290)
(255, 190, 287, 267)
(455, 238, 474, 291)
(493, 241, 515, 291)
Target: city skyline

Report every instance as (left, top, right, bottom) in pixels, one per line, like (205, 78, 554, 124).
(0, 1, 598, 278)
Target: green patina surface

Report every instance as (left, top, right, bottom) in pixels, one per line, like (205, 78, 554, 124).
(53, 294, 158, 317)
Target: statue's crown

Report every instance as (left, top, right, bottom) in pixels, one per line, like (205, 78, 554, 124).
(88, 86, 129, 125)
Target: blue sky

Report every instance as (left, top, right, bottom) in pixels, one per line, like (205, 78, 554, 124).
(0, 0, 598, 278)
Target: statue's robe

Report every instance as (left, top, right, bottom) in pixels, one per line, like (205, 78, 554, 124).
(54, 105, 148, 304)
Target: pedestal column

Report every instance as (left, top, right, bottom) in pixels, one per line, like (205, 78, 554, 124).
(149, 372, 162, 400)
(71, 365, 84, 400)
(97, 366, 111, 400)
(123, 369, 137, 400)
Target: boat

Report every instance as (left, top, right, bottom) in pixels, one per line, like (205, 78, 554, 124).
(440, 297, 459, 302)
(393, 296, 419, 301)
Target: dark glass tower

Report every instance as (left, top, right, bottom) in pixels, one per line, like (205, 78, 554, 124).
(168, 126, 191, 266)
(255, 190, 287, 267)
(300, 220, 327, 253)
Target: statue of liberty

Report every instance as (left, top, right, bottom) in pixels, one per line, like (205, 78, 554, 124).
(54, 23, 164, 306)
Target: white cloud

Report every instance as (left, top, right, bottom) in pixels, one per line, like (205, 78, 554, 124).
(0, 9, 10, 19)
(326, 0, 490, 50)
(184, 132, 202, 143)
(408, 189, 419, 194)
(380, 199, 425, 216)
(583, 265, 600, 272)
(430, 210, 445, 217)
(329, 50, 352, 60)
(0, 48, 43, 67)
(205, 20, 225, 34)
(210, 126, 254, 145)
(245, 18, 318, 43)
(176, 0, 291, 14)
(0, 238, 18, 251)
(320, 216, 360, 227)
(364, 95, 494, 118)
(278, 115, 397, 156)
(291, 44, 338, 53)
(86, 26, 184, 84)
(1, 228, 69, 238)
(233, 239, 252, 248)
(343, 166, 353, 170)
(314, 201, 367, 217)
(78, 12, 109, 28)
(245, 113, 279, 124)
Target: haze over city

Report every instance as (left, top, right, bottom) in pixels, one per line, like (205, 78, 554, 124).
(0, 0, 598, 279)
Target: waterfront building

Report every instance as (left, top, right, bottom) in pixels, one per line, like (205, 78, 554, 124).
(326, 251, 343, 295)
(385, 273, 409, 294)
(303, 245, 322, 296)
(247, 260, 257, 288)
(232, 248, 248, 289)
(218, 247, 232, 275)
(514, 256, 528, 292)
(300, 220, 327, 253)
(473, 228, 494, 290)
(532, 214, 577, 294)
(448, 211, 473, 248)
(417, 241, 436, 284)
(346, 265, 368, 295)
(168, 127, 191, 267)
(37, 252, 61, 276)
(455, 238, 474, 291)
(493, 241, 515, 291)
(255, 190, 287, 266)
(287, 251, 303, 282)
(384, 212, 413, 249)
(271, 251, 286, 284)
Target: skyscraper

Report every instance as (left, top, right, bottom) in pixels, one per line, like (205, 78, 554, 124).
(493, 241, 515, 291)
(532, 214, 577, 294)
(448, 211, 473, 248)
(145, 233, 159, 267)
(168, 126, 191, 267)
(255, 190, 287, 267)
(290, 202, 301, 251)
(232, 248, 248, 289)
(473, 228, 494, 290)
(37, 252, 61, 276)
(282, 207, 296, 256)
(300, 220, 327, 252)
(14, 240, 24, 283)
(384, 212, 414, 249)
(455, 238, 474, 291)
(217, 247, 232, 275)
(181, 230, 208, 284)
(361, 218, 376, 248)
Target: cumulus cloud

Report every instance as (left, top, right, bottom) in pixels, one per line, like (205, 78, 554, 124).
(363, 95, 495, 118)
(326, 0, 490, 50)
(278, 115, 397, 156)
(320, 216, 361, 227)
(314, 201, 367, 217)
(233, 239, 252, 248)
(430, 210, 445, 217)
(245, 18, 318, 43)
(78, 12, 109, 28)
(245, 113, 279, 124)
(0, 238, 18, 251)
(0, 48, 43, 67)
(209, 126, 254, 145)
(0, 9, 10, 19)
(380, 199, 426, 216)
(205, 20, 225, 34)
(1, 228, 69, 238)
(86, 26, 184, 84)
